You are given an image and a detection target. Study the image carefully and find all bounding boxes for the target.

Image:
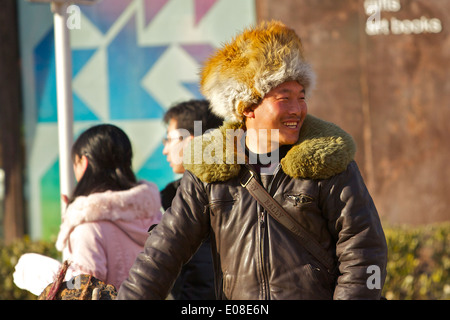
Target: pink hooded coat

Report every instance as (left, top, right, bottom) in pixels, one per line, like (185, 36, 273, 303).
(55, 181, 162, 290)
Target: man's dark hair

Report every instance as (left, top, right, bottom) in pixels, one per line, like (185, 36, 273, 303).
(163, 99, 224, 136)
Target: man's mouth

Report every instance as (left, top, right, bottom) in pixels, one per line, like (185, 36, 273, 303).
(283, 121, 299, 129)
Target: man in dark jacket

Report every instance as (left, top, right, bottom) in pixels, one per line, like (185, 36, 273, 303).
(160, 99, 223, 299)
(118, 21, 388, 300)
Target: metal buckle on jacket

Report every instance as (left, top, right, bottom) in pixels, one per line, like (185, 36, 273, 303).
(240, 169, 255, 188)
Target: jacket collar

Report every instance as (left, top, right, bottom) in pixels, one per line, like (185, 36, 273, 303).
(183, 114, 356, 183)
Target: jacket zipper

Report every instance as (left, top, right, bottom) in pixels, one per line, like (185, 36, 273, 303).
(258, 164, 282, 300)
(259, 206, 269, 299)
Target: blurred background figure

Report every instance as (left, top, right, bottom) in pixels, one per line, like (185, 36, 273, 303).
(161, 99, 223, 300)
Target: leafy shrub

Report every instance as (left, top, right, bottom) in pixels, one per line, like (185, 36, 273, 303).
(0, 236, 60, 300)
(382, 222, 450, 300)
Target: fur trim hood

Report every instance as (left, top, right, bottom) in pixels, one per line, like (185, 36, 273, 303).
(56, 181, 161, 251)
(200, 20, 316, 122)
(183, 115, 356, 182)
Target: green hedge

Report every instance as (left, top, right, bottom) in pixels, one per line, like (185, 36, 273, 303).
(0, 236, 60, 300)
(382, 222, 450, 300)
(1, 223, 449, 300)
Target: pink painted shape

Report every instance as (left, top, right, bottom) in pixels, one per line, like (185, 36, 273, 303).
(144, 0, 170, 25)
(181, 43, 216, 64)
(194, 0, 218, 26)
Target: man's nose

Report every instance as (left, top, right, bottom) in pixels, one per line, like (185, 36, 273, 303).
(288, 100, 302, 115)
(293, 97, 308, 114)
(162, 144, 169, 155)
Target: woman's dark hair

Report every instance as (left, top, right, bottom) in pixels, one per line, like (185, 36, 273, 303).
(68, 124, 137, 204)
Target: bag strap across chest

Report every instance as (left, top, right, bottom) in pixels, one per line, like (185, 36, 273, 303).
(240, 165, 335, 273)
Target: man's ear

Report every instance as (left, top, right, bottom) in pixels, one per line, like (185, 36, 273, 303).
(242, 105, 256, 119)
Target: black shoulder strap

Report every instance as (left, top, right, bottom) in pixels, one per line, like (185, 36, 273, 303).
(240, 166, 335, 272)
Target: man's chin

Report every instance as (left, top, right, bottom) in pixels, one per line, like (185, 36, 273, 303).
(279, 135, 299, 146)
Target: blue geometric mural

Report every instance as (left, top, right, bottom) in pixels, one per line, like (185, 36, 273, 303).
(34, 28, 99, 123)
(18, 0, 256, 240)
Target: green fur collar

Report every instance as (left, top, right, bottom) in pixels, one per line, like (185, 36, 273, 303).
(183, 115, 356, 183)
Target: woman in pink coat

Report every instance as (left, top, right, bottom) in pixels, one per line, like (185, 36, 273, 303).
(54, 124, 162, 290)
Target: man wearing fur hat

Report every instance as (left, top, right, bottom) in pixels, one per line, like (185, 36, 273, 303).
(118, 21, 387, 300)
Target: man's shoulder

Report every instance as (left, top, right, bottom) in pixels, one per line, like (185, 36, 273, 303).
(160, 179, 182, 210)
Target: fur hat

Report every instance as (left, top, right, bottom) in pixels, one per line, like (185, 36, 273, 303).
(200, 20, 316, 122)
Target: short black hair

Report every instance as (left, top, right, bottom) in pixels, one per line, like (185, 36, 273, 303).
(163, 99, 224, 136)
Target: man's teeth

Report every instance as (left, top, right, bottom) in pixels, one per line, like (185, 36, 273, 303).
(284, 122, 298, 127)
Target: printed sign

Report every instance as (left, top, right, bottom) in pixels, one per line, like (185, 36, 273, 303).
(365, 0, 443, 35)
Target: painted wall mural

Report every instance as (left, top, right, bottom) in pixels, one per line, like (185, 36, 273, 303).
(18, 0, 255, 240)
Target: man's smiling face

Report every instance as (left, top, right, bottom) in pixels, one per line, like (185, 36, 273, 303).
(243, 80, 308, 152)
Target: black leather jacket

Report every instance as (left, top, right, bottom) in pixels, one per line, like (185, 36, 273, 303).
(118, 116, 388, 300)
(160, 179, 215, 300)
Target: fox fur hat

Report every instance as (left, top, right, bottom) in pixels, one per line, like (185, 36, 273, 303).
(200, 20, 316, 122)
